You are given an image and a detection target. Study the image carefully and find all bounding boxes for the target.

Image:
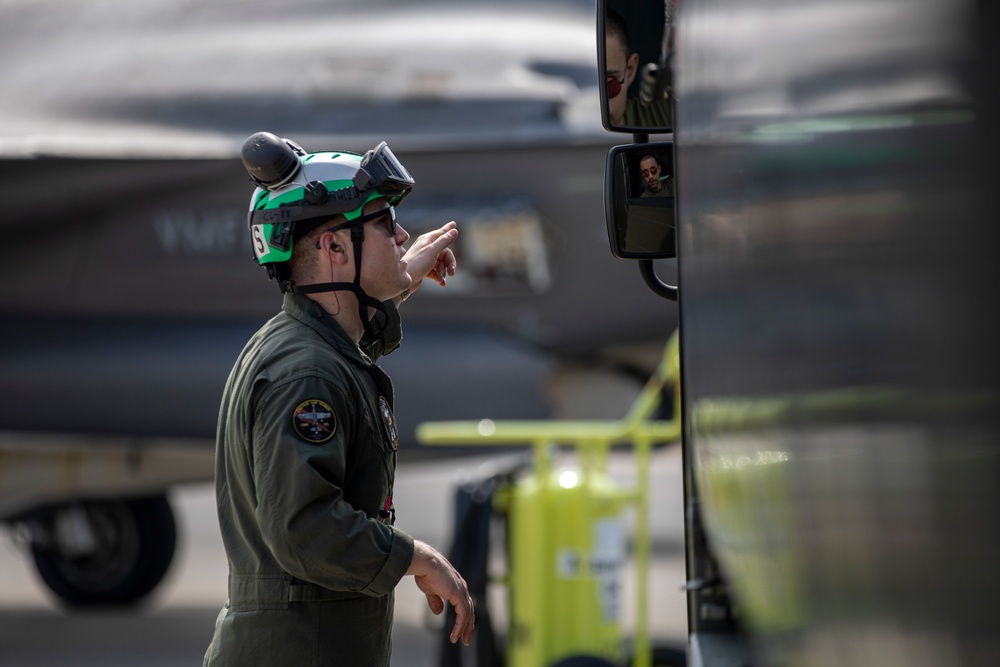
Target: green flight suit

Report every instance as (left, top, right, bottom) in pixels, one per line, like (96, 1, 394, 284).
(623, 96, 673, 129)
(204, 293, 415, 667)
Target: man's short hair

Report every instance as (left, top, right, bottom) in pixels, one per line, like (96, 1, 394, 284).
(289, 216, 342, 281)
(606, 8, 631, 55)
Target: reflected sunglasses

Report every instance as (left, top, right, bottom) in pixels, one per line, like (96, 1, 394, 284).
(607, 74, 625, 99)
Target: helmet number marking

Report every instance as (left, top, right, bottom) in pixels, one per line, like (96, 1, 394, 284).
(251, 224, 269, 260)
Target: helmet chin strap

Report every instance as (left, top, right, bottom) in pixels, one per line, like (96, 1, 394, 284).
(286, 221, 388, 347)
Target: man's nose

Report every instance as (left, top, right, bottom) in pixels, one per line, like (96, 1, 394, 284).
(396, 224, 410, 245)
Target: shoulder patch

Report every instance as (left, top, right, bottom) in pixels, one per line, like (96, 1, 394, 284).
(378, 396, 399, 451)
(292, 399, 337, 444)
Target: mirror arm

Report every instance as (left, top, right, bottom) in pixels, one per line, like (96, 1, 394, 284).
(639, 259, 678, 301)
(633, 132, 650, 143)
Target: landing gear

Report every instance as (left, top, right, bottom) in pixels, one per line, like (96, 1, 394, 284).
(24, 495, 177, 607)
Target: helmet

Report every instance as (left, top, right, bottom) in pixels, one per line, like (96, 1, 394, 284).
(240, 132, 415, 346)
(241, 131, 414, 272)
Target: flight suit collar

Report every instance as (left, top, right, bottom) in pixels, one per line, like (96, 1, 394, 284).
(281, 292, 370, 364)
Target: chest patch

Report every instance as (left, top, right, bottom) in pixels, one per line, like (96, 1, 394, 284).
(378, 396, 399, 451)
(292, 399, 337, 444)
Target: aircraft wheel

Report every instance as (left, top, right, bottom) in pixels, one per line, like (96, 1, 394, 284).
(29, 495, 177, 607)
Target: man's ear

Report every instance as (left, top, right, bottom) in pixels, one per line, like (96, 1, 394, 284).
(317, 232, 350, 262)
(625, 52, 640, 85)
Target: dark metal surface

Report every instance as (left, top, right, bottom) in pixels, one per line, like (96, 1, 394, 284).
(675, 0, 999, 664)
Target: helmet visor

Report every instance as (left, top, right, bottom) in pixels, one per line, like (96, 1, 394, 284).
(356, 141, 414, 198)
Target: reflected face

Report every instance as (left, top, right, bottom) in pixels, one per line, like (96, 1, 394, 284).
(605, 33, 638, 125)
(640, 157, 662, 191)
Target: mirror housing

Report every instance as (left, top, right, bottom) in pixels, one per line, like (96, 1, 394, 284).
(598, 0, 675, 134)
(604, 142, 676, 259)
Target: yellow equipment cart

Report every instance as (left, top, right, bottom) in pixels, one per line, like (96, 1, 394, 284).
(417, 331, 682, 667)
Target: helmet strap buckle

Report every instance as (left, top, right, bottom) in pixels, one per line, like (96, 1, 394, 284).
(270, 220, 293, 253)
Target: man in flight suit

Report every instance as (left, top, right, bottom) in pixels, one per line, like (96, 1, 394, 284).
(203, 133, 474, 666)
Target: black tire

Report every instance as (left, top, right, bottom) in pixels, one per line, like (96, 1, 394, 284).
(30, 495, 177, 607)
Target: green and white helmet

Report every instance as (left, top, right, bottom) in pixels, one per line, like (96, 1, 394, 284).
(241, 131, 413, 278)
(241, 132, 414, 345)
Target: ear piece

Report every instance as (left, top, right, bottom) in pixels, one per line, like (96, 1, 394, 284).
(315, 239, 341, 252)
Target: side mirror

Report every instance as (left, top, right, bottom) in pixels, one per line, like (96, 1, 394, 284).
(604, 142, 676, 259)
(598, 0, 675, 134)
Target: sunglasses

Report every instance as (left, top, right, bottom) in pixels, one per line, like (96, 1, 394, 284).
(354, 205, 397, 236)
(641, 165, 660, 178)
(320, 206, 397, 246)
(607, 74, 625, 100)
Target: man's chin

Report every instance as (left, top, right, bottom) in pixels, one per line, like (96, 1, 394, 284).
(397, 274, 413, 297)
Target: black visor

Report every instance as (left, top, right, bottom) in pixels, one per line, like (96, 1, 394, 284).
(356, 141, 414, 197)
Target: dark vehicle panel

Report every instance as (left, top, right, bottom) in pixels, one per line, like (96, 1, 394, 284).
(675, 0, 999, 664)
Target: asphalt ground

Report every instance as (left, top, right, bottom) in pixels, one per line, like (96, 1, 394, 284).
(0, 448, 687, 667)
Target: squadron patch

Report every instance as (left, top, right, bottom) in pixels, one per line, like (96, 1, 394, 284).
(292, 399, 337, 444)
(378, 396, 399, 451)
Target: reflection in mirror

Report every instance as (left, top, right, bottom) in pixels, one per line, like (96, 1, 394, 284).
(604, 142, 676, 259)
(599, 0, 674, 133)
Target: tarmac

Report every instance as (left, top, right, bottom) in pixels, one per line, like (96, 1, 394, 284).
(0, 447, 687, 666)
